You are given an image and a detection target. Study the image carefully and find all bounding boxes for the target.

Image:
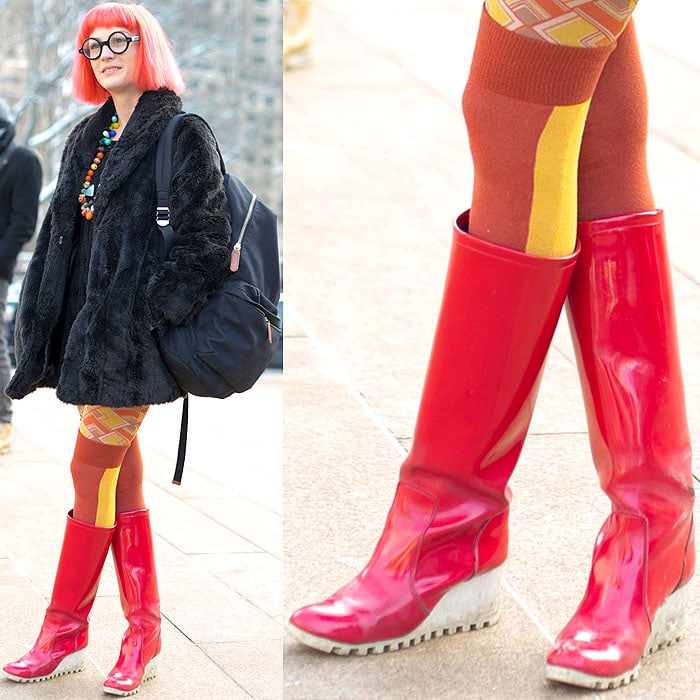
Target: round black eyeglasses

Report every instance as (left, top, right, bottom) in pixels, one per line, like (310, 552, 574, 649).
(79, 31, 140, 60)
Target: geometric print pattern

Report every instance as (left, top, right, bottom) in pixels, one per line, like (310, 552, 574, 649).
(485, 0, 637, 47)
(78, 405, 148, 446)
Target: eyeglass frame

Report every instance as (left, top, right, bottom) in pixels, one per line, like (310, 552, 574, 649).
(79, 31, 141, 60)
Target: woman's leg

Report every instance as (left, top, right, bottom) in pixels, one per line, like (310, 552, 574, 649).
(289, 214, 578, 655)
(104, 507, 161, 697)
(2, 405, 147, 684)
(577, 19, 654, 220)
(69, 405, 160, 695)
(103, 429, 160, 696)
(545, 22, 695, 689)
(288, 1, 640, 655)
(71, 405, 148, 526)
(115, 436, 146, 514)
(464, 1, 636, 257)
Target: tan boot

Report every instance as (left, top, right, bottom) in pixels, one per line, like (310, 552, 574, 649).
(283, 0, 312, 69)
(0, 423, 11, 454)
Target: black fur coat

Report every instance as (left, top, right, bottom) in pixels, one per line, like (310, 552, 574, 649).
(6, 89, 230, 406)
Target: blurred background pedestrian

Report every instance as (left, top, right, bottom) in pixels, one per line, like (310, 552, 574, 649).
(0, 96, 42, 455)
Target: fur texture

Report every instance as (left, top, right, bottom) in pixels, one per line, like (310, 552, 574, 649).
(7, 89, 230, 406)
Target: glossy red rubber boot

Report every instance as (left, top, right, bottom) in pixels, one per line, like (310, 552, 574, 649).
(103, 509, 161, 697)
(546, 211, 695, 690)
(2, 512, 114, 682)
(289, 211, 579, 655)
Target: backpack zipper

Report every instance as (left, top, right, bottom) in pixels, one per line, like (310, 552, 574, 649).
(230, 193, 258, 272)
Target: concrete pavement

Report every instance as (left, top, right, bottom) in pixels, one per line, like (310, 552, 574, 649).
(0, 369, 282, 699)
(283, 2, 700, 699)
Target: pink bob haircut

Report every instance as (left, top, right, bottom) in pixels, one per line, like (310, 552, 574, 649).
(72, 2, 185, 104)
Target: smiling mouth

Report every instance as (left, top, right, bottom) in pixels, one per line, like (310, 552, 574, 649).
(102, 66, 121, 74)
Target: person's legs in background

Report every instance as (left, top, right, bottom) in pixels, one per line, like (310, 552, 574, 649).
(0, 277, 13, 453)
(283, 0, 312, 69)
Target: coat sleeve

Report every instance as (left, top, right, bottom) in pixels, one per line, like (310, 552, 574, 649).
(10, 202, 52, 382)
(0, 149, 42, 281)
(146, 117, 230, 329)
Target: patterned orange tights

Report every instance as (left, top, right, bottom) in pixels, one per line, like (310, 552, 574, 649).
(70, 405, 148, 527)
(485, 0, 637, 47)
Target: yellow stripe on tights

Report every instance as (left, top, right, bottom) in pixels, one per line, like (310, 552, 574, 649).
(527, 100, 590, 258)
(95, 466, 121, 528)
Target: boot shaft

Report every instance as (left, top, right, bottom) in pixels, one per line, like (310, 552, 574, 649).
(566, 210, 695, 616)
(112, 509, 161, 623)
(2, 513, 114, 682)
(566, 210, 693, 503)
(402, 210, 579, 498)
(289, 215, 581, 652)
(48, 512, 115, 619)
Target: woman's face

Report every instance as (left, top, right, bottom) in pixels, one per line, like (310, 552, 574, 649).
(85, 26, 141, 97)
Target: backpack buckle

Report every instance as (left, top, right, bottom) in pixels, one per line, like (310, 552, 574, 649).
(156, 206, 170, 226)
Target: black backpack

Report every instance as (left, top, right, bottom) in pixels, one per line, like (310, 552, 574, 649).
(155, 113, 281, 482)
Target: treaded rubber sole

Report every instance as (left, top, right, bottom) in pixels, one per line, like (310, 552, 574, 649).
(289, 566, 503, 656)
(103, 655, 158, 696)
(545, 582, 689, 690)
(2, 648, 85, 683)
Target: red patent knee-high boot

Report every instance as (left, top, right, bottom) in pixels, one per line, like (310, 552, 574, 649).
(103, 509, 161, 697)
(546, 211, 695, 689)
(289, 211, 579, 655)
(3, 513, 114, 682)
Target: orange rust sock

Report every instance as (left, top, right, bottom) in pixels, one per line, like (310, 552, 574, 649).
(577, 20, 654, 221)
(462, 9, 613, 256)
(71, 432, 130, 527)
(115, 436, 146, 514)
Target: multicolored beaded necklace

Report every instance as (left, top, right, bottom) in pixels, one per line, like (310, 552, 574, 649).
(78, 114, 119, 220)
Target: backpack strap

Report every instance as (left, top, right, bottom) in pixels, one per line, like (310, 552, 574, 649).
(155, 113, 185, 258)
(154, 112, 232, 485)
(155, 113, 227, 259)
(154, 113, 191, 484)
(172, 394, 189, 485)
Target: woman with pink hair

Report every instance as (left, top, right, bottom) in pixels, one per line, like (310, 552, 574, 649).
(2, 3, 230, 695)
